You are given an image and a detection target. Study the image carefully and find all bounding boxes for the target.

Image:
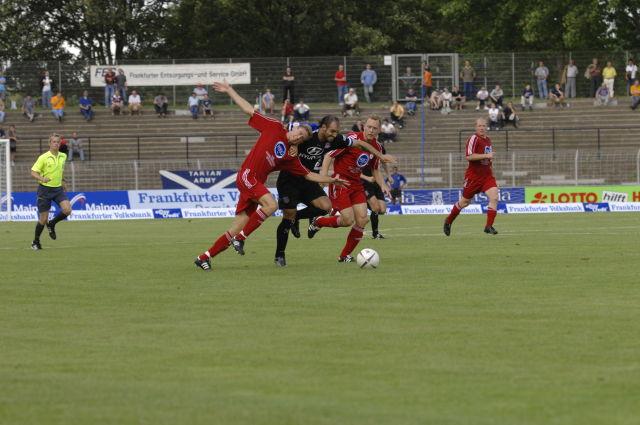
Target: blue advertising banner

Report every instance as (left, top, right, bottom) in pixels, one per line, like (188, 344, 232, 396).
(160, 170, 237, 189)
(400, 187, 524, 205)
(9, 191, 130, 213)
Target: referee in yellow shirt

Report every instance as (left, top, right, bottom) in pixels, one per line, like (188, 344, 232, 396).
(30, 134, 72, 250)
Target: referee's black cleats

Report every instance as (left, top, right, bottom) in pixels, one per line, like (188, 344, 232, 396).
(274, 256, 287, 267)
(308, 218, 321, 239)
(31, 240, 42, 250)
(372, 232, 385, 239)
(443, 221, 452, 236)
(46, 222, 57, 240)
(231, 238, 245, 255)
(194, 257, 212, 271)
(291, 220, 300, 238)
(338, 255, 354, 263)
(484, 226, 499, 235)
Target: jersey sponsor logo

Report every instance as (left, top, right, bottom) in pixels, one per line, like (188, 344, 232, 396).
(484, 146, 492, 153)
(306, 146, 323, 156)
(274, 141, 287, 159)
(356, 153, 370, 168)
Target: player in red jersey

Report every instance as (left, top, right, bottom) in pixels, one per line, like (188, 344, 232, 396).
(308, 116, 392, 262)
(444, 118, 499, 236)
(194, 82, 348, 271)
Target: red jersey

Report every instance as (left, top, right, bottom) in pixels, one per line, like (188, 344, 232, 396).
(329, 132, 381, 185)
(335, 70, 347, 86)
(465, 133, 493, 179)
(241, 112, 310, 183)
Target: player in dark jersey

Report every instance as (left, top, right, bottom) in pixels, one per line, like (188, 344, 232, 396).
(444, 118, 499, 236)
(361, 149, 389, 239)
(194, 82, 348, 271)
(274, 115, 394, 266)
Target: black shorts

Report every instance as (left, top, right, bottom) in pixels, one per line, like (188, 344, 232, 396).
(37, 185, 69, 213)
(363, 180, 385, 201)
(390, 188, 402, 200)
(277, 171, 326, 209)
(9, 140, 16, 152)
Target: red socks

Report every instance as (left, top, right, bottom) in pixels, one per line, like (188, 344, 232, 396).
(235, 208, 268, 241)
(446, 202, 462, 224)
(486, 207, 497, 227)
(340, 226, 364, 257)
(316, 215, 341, 228)
(199, 231, 233, 261)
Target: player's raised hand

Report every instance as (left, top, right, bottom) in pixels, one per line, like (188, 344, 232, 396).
(212, 81, 231, 93)
(380, 153, 397, 164)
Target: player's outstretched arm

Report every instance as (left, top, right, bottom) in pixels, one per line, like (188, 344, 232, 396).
(466, 152, 493, 161)
(305, 172, 349, 187)
(373, 167, 391, 197)
(31, 170, 50, 184)
(212, 81, 254, 116)
(353, 140, 397, 164)
(320, 152, 334, 177)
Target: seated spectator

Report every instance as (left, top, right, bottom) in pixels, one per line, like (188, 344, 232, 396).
(503, 102, 519, 128)
(188, 92, 199, 119)
(440, 88, 453, 114)
(549, 83, 567, 108)
(293, 98, 310, 121)
(111, 93, 124, 115)
(429, 89, 442, 110)
(0, 98, 5, 123)
(405, 88, 418, 115)
(68, 131, 86, 161)
(521, 84, 535, 111)
(22, 95, 36, 122)
(153, 93, 168, 117)
(202, 94, 213, 117)
(390, 101, 405, 128)
(343, 88, 360, 116)
(489, 84, 504, 108)
(281, 98, 294, 123)
(261, 88, 275, 114)
(630, 79, 640, 110)
(194, 83, 208, 113)
(476, 87, 489, 110)
(352, 120, 364, 132)
(487, 103, 503, 130)
(79, 90, 94, 121)
(51, 91, 65, 122)
(451, 85, 465, 110)
(594, 84, 611, 106)
(379, 119, 397, 143)
(127, 90, 142, 115)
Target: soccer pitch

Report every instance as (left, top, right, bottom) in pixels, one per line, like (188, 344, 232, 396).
(1, 214, 639, 425)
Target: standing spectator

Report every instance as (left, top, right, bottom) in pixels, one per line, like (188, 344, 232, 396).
(293, 98, 310, 121)
(0, 98, 5, 123)
(282, 67, 295, 103)
(40, 71, 53, 108)
(405, 88, 418, 115)
(390, 101, 405, 128)
(153, 93, 168, 117)
(280, 98, 293, 123)
(334, 65, 348, 105)
(387, 167, 406, 205)
(22, 95, 36, 122)
(352, 120, 364, 132)
(487, 103, 503, 130)
(534, 61, 549, 99)
(111, 93, 124, 115)
(8, 125, 17, 166)
(475, 86, 489, 110)
(128, 90, 142, 115)
(625, 59, 638, 96)
(0, 73, 6, 100)
(422, 64, 433, 99)
(188, 92, 199, 119)
(50, 92, 65, 122)
(630, 80, 640, 110)
(594, 83, 610, 106)
(401, 66, 418, 91)
(440, 88, 453, 114)
(116, 68, 127, 103)
(460, 60, 476, 99)
(202, 94, 213, 118)
(521, 84, 535, 110)
(602, 61, 617, 97)
(261, 88, 275, 114)
(103, 67, 116, 107)
(68, 131, 85, 161)
(564, 59, 578, 99)
(342, 88, 360, 116)
(503, 102, 519, 128)
(194, 83, 208, 113)
(586, 58, 602, 98)
(379, 119, 397, 143)
(360, 64, 377, 103)
(489, 84, 504, 108)
(79, 90, 94, 121)
(549, 83, 567, 108)
(451, 85, 465, 110)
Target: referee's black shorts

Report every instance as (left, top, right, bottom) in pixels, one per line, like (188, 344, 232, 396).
(277, 171, 326, 210)
(363, 180, 385, 201)
(37, 185, 68, 213)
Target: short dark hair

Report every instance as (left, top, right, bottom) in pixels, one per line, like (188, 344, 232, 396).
(319, 115, 340, 128)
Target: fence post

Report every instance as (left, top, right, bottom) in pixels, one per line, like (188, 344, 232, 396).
(172, 58, 176, 108)
(186, 136, 189, 161)
(574, 149, 579, 185)
(134, 160, 139, 190)
(505, 130, 509, 152)
(58, 61, 62, 93)
(458, 130, 462, 153)
(596, 128, 601, 155)
(137, 136, 140, 161)
(552, 128, 556, 159)
(235, 135, 238, 158)
(88, 137, 92, 161)
(448, 152, 453, 188)
(511, 52, 516, 99)
(637, 148, 640, 184)
(512, 152, 516, 187)
(483, 56, 488, 89)
(70, 161, 76, 191)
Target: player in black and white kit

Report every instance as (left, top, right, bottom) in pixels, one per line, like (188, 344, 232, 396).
(361, 145, 389, 239)
(274, 115, 394, 266)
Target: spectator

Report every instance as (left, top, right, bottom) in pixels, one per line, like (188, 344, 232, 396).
(594, 83, 610, 106)
(334, 64, 348, 105)
(8, 125, 16, 166)
(521, 84, 535, 110)
(116, 68, 127, 103)
(351, 120, 364, 132)
(379, 119, 397, 143)
(282, 67, 295, 103)
(68, 131, 85, 161)
(111, 93, 124, 115)
(188, 92, 199, 119)
(342, 88, 360, 116)
(153, 93, 168, 117)
(0, 98, 4, 123)
(564, 59, 578, 99)
(405, 88, 418, 115)
(79, 90, 94, 121)
(194, 83, 208, 113)
(625, 59, 638, 96)
(401, 66, 418, 91)
(460, 60, 476, 99)
(586, 58, 602, 98)
(0, 73, 6, 100)
(40, 71, 53, 108)
(261, 88, 275, 114)
(360, 63, 377, 103)
(202, 94, 213, 118)
(103, 67, 116, 107)
(602, 61, 617, 97)
(503, 102, 519, 128)
(630, 80, 640, 110)
(489, 84, 504, 108)
(440, 88, 452, 114)
(387, 166, 406, 204)
(390, 100, 405, 128)
(429, 89, 442, 110)
(487, 103, 503, 130)
(549, 83, 567, 108)
(534, 61, 549, 99)
(280, 98, 293, 123)
(50, 91, 65, 122)
(128, 90, 142, 115)
(451, 85, 465, 110)
(293, 98, 310, 121)
(475, 86, 489, 110)
(22, 95, 36, 122)
(422, 64, 433, 99)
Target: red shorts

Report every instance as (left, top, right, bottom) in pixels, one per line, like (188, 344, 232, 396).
(462, 175, 498, 199)
(235, 169, 270, 215)
(329, 182, 367, 212)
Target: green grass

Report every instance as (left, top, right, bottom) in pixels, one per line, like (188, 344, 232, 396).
(1, 213, 640, 425)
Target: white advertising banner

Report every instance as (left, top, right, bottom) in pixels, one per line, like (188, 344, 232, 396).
(90, 63, 251, 87)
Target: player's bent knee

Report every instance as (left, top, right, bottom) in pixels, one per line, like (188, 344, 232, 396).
(282, 209, 296, 220)
(340, 216, 355, 227)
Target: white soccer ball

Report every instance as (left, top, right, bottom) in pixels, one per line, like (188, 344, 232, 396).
(356, 248, 380, 269)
